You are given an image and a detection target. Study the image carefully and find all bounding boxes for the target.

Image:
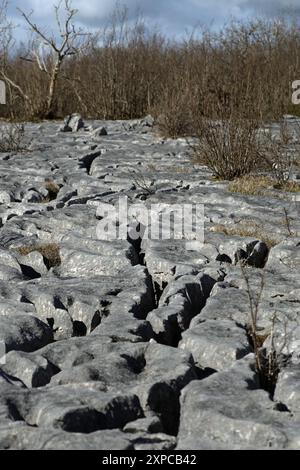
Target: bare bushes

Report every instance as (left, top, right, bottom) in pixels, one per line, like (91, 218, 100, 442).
(192, 116, 261, 180)
(259, 122, 297, 185)
(155, 88, 194, 138)
(1, 7, 300, 123)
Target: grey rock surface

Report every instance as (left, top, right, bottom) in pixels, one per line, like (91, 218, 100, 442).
(179, 319, 250, 370)
(177, 356, 300, 449)
(0, 117, 299, 449)
(0, 315, 53, 353)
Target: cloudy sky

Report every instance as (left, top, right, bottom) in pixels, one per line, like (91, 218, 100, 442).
(6, 0, 300, 40)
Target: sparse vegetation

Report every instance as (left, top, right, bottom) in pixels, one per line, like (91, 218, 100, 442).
(210, 222, 279, 249)
(16, 243, 61, 268)
(229, 175, 300, 196)
(240, 264, 280, 394)
(228, 175, 275, 195)
(272, 181, 300, 193)
(130, 168, 156, 195)
(259, 122, 299, 185)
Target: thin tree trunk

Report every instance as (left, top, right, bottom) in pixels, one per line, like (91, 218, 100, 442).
(46, 60, 61, 117)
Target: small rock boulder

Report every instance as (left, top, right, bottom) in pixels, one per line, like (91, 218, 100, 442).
(60, 114, 85, 133)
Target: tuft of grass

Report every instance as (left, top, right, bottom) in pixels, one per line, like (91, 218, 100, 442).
(273, 181, 300, 193)
(210, 221, 279, 248)
(228, 175, 274, 196)
(229, 175, 300, 196)
(16, 243, 61, 268)
(43, 179, 60, 202)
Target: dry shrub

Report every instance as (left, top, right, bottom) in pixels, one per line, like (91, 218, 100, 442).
(153, 71, 196, 138)
(16, 243, 61, 268)
(259, 122, 297, 184)
(192, 116, 262, 180)
(155, 92, 193, 138)
(240, 265, 281, 394)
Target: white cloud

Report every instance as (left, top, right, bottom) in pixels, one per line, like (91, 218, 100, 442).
(6, 0, 300, 40)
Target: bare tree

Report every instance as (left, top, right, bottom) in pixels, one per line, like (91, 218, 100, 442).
(3, 0, 92, 118)
(0, 2, 34, 114)
(0, 1, 13, 69)
(0, 2, 14, 113)
(0, 1, 10, 41)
